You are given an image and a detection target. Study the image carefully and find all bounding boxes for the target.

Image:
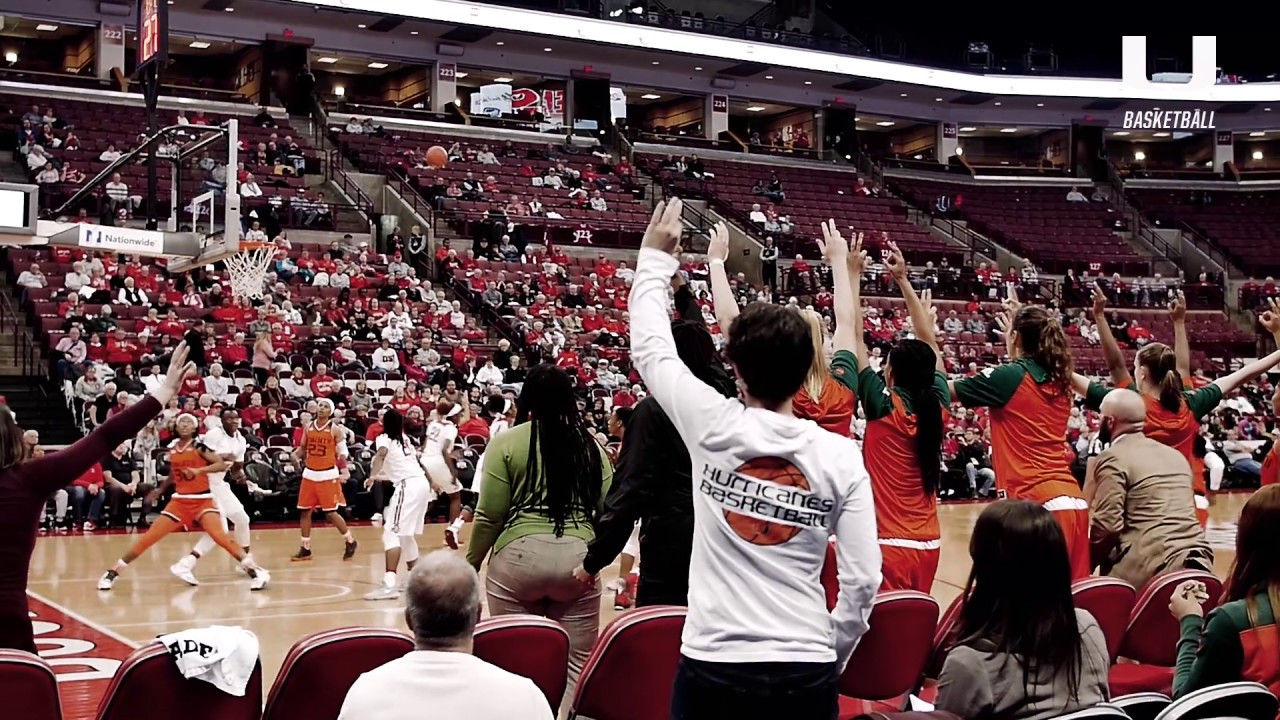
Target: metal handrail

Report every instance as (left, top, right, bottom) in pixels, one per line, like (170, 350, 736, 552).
(326, 147, 377, 217)
(0, 291, 42, 378)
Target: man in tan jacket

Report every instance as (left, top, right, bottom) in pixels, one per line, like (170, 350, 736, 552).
(1089, 390, 1213, 588)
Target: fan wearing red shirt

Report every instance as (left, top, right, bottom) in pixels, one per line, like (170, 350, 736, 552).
(581, 307, 605, 334)
(310, 364, 336, 398)
(612, 386, 636, 409)
(220, 333, 250, 367)
(86, 336, 107, 364)
(211, 298, 241, 324)
(179, 372, 205, 399)
(105, 330, 139, 366)
(597, 255, 617, 279)
(556, 346, 581, 371)
(270, 325, 295, 354)
(158, 312, 186, 338)
(450, 341, 476, 368)
(457, 410, 490, 441)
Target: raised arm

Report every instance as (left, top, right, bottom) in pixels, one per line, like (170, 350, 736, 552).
(817, 220, 855, 355)
(706, 224, 740, 333)
(1169, 290, 1191, 378)
(1091, 283, 1132, 386)
(27, 343, 193, 495)
(846, 232, 871, 369)
(886, 241, 944, 372)
(1211, 348, 1280, 396)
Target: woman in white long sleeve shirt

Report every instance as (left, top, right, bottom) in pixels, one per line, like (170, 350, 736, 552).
(623, 202, 880, 719)
(475, 359, 504, 387)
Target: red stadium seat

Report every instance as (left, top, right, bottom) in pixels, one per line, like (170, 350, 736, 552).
(1110, 570, 1222, 696)
(473, 615, 570, 714)
(262, 627, 413, 720)
(837, 591, 940, 719)
(925, 593, 966, 679)
(95, 641, 263, 720)
(0, 649, 60, 720)
(1072, 576, 1137, 662)
(570, 605, 686, 720)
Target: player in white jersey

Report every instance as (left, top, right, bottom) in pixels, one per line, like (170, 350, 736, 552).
(169, 408, 253, 586)
(424, 401, 465, 549)
(363, 408, 433, 600)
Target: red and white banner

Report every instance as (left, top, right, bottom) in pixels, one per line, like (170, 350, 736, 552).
(28, 592, 138, 720)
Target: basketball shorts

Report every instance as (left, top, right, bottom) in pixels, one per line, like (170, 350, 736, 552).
(878, 540, 941, 594)
(623, 522, 641, 559)
(385, 479, 431, 537)
(1043, 496, 1091, 580)
(298, 479, 346, 512)
(1194, 493, 1209, 529)
(423, 456, 462, 495)
(162, 497, 219, 531)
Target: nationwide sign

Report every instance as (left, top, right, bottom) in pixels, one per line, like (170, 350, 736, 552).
(1121, 109, 1216, 131)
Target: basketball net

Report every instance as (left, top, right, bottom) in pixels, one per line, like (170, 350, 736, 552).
(225, 241, 275, 300)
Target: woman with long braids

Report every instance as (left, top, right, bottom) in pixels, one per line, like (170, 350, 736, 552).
(936, 500, 1110, 719)
(950, 288, 1091, 579)
(363, 408, 432, 601)
(825, 224, 948, 593)
(466, 363, 613, 701)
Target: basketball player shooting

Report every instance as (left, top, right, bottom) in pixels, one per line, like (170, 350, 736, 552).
(291, 398, 358, 561)
(170, 408, 252, 585)
(362, 408, 432, 600)
(425, 402, 465, 549)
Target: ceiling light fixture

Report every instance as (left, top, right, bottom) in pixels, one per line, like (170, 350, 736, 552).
(333, 86, 345, 97)
(746, 106, 766, 112)
(875, 120, 895, 127)
(765, 75, 774, 79)
(543, 47, 552, 52)
(640, 93, 661, 100)
(1000, 127, 1017, 133)
(1134, 151, 1146, 161)
(694, 66, 702, 71)
(1036, 102, 1044, 107)
(410, 31, 419, 35)
(1113, 131, 1131, 136)
(493, 77, 513, 83)
(959, 126, 977, 132)
(316, 57, 340, 64)
(1153, 132, 1171, 137)
(368, 62, 388, 69)
(188, 41, 211, 49)
(1254, 150, 1265, 160)
(804, 81, 812, 85)
(455, 72, 468, 79)
(1250, 131, 1266, 137)
(35, 24, 59, 32)
(899, 92, 908, 97)
(651, 61, 659, 65)
(993, 101, 1002, 106)
(495, 41, 504, 46)
(224, 7, 234, 11)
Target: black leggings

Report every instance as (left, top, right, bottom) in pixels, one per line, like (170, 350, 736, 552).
(670, 655, 839, 720)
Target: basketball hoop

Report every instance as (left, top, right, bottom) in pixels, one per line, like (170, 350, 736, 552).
(225, 241, 276, 300)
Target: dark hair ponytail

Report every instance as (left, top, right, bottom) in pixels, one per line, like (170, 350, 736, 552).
(382, 407, 409, 451)
(1137, 343, 1183, 413)
(888, 339, 944, 495)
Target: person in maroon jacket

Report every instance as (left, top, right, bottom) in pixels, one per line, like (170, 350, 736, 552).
(0, 342, 196, 653)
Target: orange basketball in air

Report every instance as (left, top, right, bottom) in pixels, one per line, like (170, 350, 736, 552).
(724, 456, 810, 546)
(425, 145, 449, 168)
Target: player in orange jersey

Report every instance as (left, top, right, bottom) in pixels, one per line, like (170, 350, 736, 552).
(97, 413, 270, 590)
(291, 398, 358, 561)
(822, 224, 948, 592)
(707, 229, 854, 436)
(1079, 287, 1280, 526)
(950, 288, 1091, 580)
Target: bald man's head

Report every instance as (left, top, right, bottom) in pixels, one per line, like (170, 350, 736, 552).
(403, 551, 481, 651)
(1100, 388, 1146, 439)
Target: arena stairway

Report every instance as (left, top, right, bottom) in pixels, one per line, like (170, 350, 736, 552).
(0, 378, 79, 445)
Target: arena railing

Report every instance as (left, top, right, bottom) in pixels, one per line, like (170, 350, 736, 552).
(0, 291, 44, 378)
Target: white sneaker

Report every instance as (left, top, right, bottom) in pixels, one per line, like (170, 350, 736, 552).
(250, 568, 271, 591)
(234, 562, 249, 576)
(364, 585, 400, 601)
(371, 513, 383, 526)
(169, 562, 199, 587)
(97, 572, 116, 591)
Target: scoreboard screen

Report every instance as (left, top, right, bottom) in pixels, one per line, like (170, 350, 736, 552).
(136, 0, 169, 73)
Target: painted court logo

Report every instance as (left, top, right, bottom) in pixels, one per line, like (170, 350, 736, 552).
(699, 457, 833, 545)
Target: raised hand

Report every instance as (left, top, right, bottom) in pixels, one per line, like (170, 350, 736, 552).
(1091, 282, 1107, 316)
(1261, 297, 1280, 335)
(816, 219, 848, 266)
(159, 342, 196, 399)
(1002, 284, 1022, 315)
(1167, 290, 1187, 322)
(707, 221, 730, 263)
(885, 241, 907, 280)
(847, 231, 869, 276)
(641, 198, 685, 255)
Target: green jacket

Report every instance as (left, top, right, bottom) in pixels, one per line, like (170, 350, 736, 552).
(465, 422, 614, 569)
(1175, 592, 1280, 698)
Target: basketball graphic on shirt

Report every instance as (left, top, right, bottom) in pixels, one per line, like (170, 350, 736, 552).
(725, 456, 810, 546)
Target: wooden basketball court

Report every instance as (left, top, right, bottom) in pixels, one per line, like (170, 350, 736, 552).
(28, 494, 1250, 720)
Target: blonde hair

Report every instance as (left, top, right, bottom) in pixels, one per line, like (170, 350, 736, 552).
(800, 309, 828, 401)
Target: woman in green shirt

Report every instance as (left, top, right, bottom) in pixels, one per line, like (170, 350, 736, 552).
(466, 363, 614, 700)
(1172, 484, 1280, 698)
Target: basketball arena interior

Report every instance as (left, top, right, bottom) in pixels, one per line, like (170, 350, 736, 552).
(0, 5, 1279, 719)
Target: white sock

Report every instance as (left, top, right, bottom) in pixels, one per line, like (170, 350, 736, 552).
(384, 571, 397, 589)
(240, 555, 257, 570)
(448, 517, 465, 531)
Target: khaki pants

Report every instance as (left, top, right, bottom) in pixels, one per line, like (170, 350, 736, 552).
(485, 534, 600, 709)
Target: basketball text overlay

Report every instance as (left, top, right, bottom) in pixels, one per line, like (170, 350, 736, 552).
(699, 464, 833, 529)
(1121, 110, 1217, 130)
